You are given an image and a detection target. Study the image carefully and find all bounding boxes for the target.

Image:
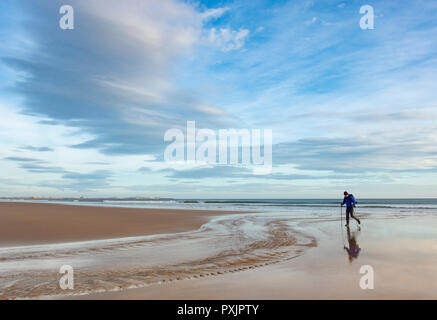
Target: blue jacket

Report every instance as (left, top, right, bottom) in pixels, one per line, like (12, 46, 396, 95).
(342, 194, 356, 208)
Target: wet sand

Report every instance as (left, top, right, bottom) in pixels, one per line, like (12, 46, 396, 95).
(0, 202, 248, 246)
(1, 205, 313, 299)
(2, 202, 437, 299)
(65, 215, 437, 300)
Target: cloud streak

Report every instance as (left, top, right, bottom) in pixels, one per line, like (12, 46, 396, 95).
(1, 0, 437, 197)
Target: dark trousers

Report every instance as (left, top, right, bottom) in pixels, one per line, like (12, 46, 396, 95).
(346, 206, 357, 224)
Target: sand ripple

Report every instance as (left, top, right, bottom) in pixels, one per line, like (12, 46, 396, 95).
(0, 213, 316, 299)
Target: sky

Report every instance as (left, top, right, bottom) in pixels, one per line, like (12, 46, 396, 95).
(0, 0, 437, 198)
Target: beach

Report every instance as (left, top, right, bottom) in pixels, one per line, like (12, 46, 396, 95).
(1, 200, 437, 300)
(68, 211, 437, 300)
(0, 202, 246, 246)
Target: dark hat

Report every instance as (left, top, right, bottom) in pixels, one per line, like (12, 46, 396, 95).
(344, 191, 348, 195)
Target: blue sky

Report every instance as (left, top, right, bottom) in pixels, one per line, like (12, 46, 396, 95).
(1, 0, 437, 198)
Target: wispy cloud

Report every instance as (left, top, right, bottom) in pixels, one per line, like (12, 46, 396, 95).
(201, 7, 230, 21)
(20, 146, 53, 152)
(207, 27, 250, 52)
(0, 0, 437, 197)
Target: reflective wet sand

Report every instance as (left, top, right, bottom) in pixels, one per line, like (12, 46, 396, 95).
(66, 214, 437, 299)
(0, 207, 314, 299)
(1, 202, 437, 299)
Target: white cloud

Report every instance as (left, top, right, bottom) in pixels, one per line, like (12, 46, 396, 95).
(193, 105, 228, 116)
(208, 28, 250, 52)
(305, 17, 319, 25)
(201, 7, 230, 21)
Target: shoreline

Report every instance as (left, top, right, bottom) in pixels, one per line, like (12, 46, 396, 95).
(2, 202, 437, 300)
(0, 202, 252, 247)
(60, 214, 437, 300)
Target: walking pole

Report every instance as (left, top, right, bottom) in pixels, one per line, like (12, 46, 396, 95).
(340, 205, 346, 247)
(340, 205, 342, 226)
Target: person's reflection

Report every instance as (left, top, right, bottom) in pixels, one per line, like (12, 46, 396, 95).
(344, 226, 361, 262)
